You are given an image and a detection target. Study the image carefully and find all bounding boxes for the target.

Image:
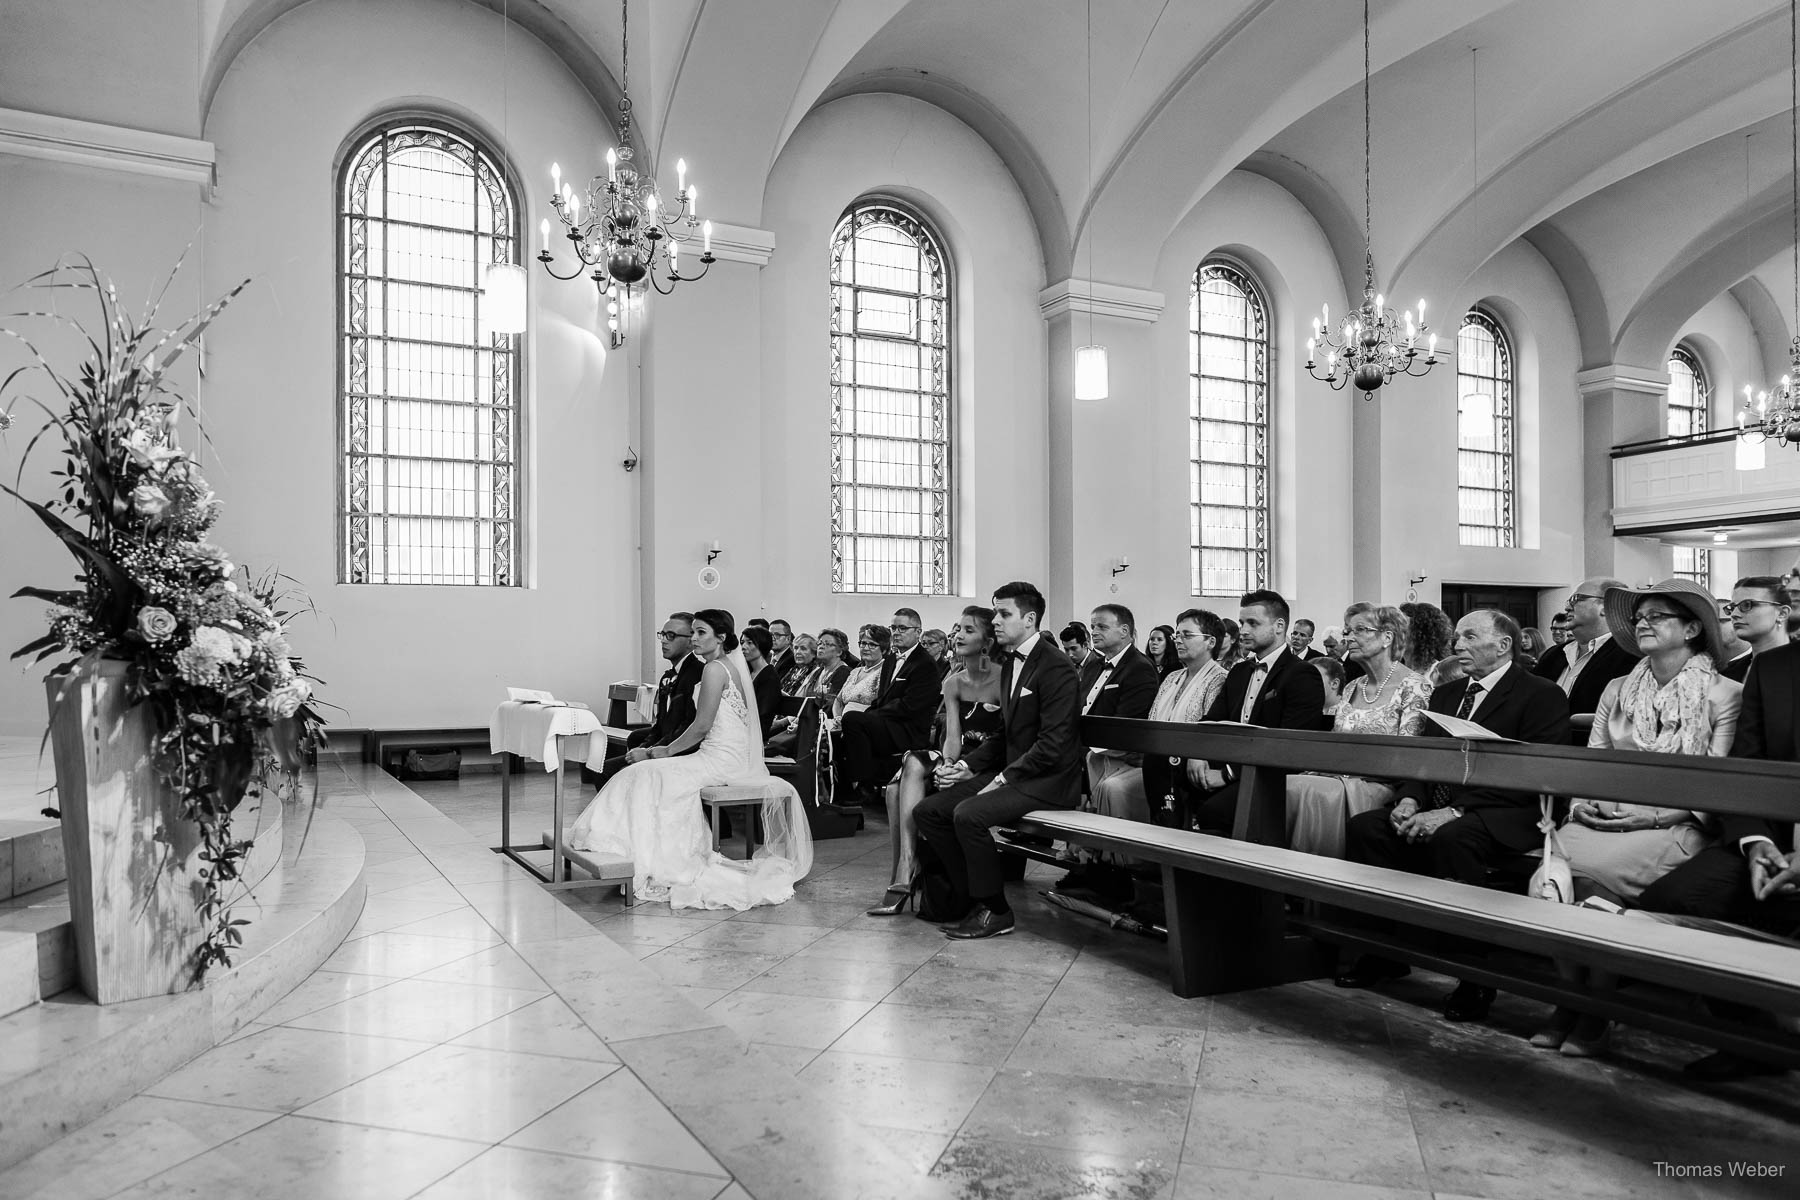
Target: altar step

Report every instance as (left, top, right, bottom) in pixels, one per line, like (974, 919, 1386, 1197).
(0, 883, 75, 1018)
(0, 819, 65, 900)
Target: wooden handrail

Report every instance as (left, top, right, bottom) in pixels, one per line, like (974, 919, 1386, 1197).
(1079, 716, 1800, 824)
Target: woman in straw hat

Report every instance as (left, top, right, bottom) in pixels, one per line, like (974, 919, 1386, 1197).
(1533, 578, 1742, 1056)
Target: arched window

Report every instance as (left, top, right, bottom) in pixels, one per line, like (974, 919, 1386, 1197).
(1667, 344, 1708, 437)
(829, 202, 952, 594)
(1190, 261, 1270, 595)
(338, 120, 523, 585)
(1672, 546, 1711, 589)
(1457, 310, 1516, 548)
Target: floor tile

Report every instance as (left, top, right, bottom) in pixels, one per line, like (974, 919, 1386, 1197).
(1006, 1015, 1207, 1087)
(505, 1068, 730, 1177)
(1171, 1163, 1431, 1200)
(704, 990, 874, 1050)
(384, 906, 504, 944)
(0, 1095, 278, 1200)
(413, 942, 550, 991)
(676, 920, 836, 956)
(830, 1002, 1037, 1066)
(412, 1145, 731, 1200)
(283, 977, 548, 1043)
(1182, 1087, 1427, 1190)
(866, 1125, 953, 1174)
(929, 931, 1084, 980)
(882, 960, 1060, 1016)
(642, 945, 789, 990)
(108, 1114, 486, 1200)
(747, 1041, 820, 1077)
(592, 912, 703, 947)
(145, 1025, 428, 1112)
(1036, 959, 1210, 1030)
(1198, 1028, 1409, 1106)
(932, 1137, 1179, 1200)
(737, 954, 918, 1002)
(1413, 1113, 1676, 1200)
(798, 1050, 996, 1136)
(959, 1068, 1193, 1161)
(795, 927, 949, 966)
(319, 930, 490, 979)
(452, 994, 620, 1062)
(298, 1042, 611, 1142)
(254, 970, 391, 1025)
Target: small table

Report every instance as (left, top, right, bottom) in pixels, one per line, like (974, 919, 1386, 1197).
(489, 701, 630, 894)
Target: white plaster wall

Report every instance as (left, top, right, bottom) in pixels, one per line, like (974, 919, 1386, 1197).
(754, 94, 1049, 640)
(1674, 292, 1763, 430)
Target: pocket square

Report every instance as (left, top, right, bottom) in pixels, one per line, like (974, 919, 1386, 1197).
(1021, 687, 1034, 698)
(1102, 683, 1118, 690)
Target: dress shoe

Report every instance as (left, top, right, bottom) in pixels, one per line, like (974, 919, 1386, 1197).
(944, 905, 1015, 939)
(1334, 956, 1411, 989)
(1683, 1050, 1789, 1082)
(1559, 1015, 1611, 1058)
(1443, 981, 1497, 1022)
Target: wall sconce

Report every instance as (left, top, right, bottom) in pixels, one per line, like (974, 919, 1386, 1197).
(705, 540, 723, 565)
(1405, 570, 1426, 603)
(1110, 556, 1130, 577)
(621, 445, 639, 472)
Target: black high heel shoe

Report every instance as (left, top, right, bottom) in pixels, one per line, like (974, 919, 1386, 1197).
(867, 886, 913, 916)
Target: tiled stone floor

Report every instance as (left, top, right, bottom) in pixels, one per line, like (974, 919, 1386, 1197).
(8, 761, 1798, 1199)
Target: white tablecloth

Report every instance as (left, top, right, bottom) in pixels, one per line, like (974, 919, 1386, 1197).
(489, 702, 603, 771)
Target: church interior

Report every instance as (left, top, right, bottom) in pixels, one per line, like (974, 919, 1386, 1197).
(2, 1, 1800, 1197)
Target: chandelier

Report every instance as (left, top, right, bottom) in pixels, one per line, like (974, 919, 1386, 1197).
(1740, 0, 1800, 447)
(1305, 0, 1436, 395)
(537, 0, 713, 346)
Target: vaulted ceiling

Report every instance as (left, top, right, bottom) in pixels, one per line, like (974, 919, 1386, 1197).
(198, 0, 1800, 369)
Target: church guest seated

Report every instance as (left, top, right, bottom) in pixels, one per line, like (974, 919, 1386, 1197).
(1399, 601, 1454, 685)
(1532, 579, 1742, 1057)
(596, 611, 703, 787)
(1532, 576, 1634, 743)
(868, 606, 1003, 915)
(740, 625, 781, 742)
(1551, 611, 1573, 645)
(1721, 576, 1792, 683)
(1145, 624, 1179, 677)
(808, 628, 854, 701)
(1340, 610, 1571, 1022)
(769, 619, 796, 678)
(1217, 617, 1244, 671)
(1517, 626, 1547, 670)
(914, 581, 1083, 938)
(833, 624, 888, 717)
(1193, 590, 1331, 834)
(778, 634, 817, 695)
(920, 627, 953, 677)
(1311, 654, 1347, 710)
(1286, 603, 1431, 858)
(837, 608, 940, 803)
(1060, 621, 1096, 670)
(1320, 625, 1344, 659)
(1288, 618, 1323, 659)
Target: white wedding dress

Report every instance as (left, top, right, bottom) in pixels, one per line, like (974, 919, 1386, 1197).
(567, 648, 812, 909)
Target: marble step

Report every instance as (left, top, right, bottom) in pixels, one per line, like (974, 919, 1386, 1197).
(0, 819, 65, 900)
(0, 883, 76, 1007)
(0, 929, 37, 1018)
(0, 809, 366, 1170)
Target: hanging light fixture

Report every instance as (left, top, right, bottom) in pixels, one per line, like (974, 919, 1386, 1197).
(1740, 0, 1800, 447)
(481, 0, 527, 334)
(537, 0, 713, 346)
(1306, 0, 1437, 394)
(1074, 0, 1108, 400)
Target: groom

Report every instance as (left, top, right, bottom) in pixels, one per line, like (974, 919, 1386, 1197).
(914, 581, 1083, 939)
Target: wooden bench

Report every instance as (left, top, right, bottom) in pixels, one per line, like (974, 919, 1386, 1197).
(1026, 716, 1800, 1067)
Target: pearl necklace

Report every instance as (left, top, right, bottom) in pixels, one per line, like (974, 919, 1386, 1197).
(1358, 658, 1398, 703)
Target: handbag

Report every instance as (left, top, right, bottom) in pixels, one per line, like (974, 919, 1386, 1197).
(1528, 794, 1575, 904)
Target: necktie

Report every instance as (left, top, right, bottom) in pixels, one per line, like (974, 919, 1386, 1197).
(1431, 682, 1486, 806)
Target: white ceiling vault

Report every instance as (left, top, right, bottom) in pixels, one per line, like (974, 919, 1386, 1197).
(200, 0, 1800, 371)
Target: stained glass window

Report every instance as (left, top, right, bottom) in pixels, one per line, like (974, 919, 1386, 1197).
(1190, 262, 1270, 595)
(1457, 310, 1515, 548)
(339, 121, 522, 585)
(1667, 345, 1708, 438)
(829, 203, 952, 594)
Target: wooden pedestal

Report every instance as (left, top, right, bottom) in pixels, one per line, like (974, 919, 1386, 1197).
(45, 660, 208, 1003)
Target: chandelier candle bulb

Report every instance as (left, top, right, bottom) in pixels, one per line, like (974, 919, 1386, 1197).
(687, 186, 697, 213)
(677, 158, 686, 191)
(606, 147, 616, 181)
(539, 218, 549, 252)
(551, 161, 561, 188)
(703, 220, 713, 253)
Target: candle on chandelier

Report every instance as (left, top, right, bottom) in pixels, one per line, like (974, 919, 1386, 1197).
(539, 218, 550, 252)
(1322, 302, 1331, 324)
(570, 193, 580, 222)
(1375, 293, 1385, 316)
(1417, 298, 1426, 323)
(1427, 333, 1438, 359)
(703, 220, 713, 253)
(647, 192, 659, 215)
(688, 185, 697, 213)
(1306, 337, 1315, 363)
(606, 148, 616, 182)
(670, 238, 680, 268)
(551, 162, 561, 190)
(677, 157, 687, 193)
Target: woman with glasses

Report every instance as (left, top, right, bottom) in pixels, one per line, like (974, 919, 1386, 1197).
(1137, 609, 1232, 831)
(1533, 578, 1742, 1057)
(868, 606, 1004, 914)
(1287, 603, 1432, 858)
(805, 628, 854, 702)
(832, 623, 890, 718)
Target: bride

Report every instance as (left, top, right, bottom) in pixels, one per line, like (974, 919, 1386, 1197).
(567, 608, 813, 909)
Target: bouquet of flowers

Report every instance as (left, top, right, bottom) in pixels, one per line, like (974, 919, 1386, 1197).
(1, 256, 325, 979)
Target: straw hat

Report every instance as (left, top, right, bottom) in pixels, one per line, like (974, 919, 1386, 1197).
(1602, 578, 1731, 665)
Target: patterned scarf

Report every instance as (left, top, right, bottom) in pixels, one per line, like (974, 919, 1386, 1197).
(1615, 652, 1718, 757)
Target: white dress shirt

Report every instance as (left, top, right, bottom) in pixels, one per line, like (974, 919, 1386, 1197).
(1459, 660, 1512, 719)
(1239, 645, 1287, 722)
(1008, 632, 1042, 700)
(1082, 648, 1128, 713)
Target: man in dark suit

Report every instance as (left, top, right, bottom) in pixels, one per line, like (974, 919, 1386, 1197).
(769, 619, 796, 679)
(1288, 619, 1325, 660)
(595, 612, 704, 786)
(1640, 640, 1800, 1080)
(915, 581, 1083, 939)
(837, 607, 941, 801)
(1340, 609, 1571, 1020)
(1060, 621, 1097, 671)
(1192, 589, 1331, 834)
(1531, 577, 1633, 743)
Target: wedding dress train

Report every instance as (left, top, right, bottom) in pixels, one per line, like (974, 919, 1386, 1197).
(566, 649, 812, 909)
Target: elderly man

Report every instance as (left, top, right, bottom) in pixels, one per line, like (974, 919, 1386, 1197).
(1341, 610, 1570, 1020)
(1531, 577, 1634, 742)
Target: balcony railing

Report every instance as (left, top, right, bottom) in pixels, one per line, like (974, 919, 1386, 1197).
(1611, 427, 1800, 535)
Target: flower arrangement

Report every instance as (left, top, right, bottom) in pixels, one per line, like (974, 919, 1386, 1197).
(1, 257, 325, 980)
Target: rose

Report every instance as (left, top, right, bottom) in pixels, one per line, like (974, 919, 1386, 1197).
(268, 678, 311, 718)
(130, 482, 170, 517)
(138, 607, 178, 643)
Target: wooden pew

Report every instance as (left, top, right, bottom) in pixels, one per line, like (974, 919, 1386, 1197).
(1022, 717, 1800, 1067)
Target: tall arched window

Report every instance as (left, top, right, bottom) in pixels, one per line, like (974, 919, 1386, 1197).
(829, 202, 952, 594)
(1457, 310, 1516, 548)
(1190, 261, 1270, 595)
(338, 120, 523, 585)
(1667, 344, 1708, 437)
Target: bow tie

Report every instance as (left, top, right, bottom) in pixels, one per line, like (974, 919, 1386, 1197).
(1012, 650, 1029, 661)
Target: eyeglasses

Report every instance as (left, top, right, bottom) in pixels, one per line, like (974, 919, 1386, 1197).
(857, 639, 880, 647)
(657, 630, 691, 641)
(1725, 599, 1787, 615)
(1170, 630, 1206, 642)
(888, 623, 919, 632)
(1568, 593, 1604, 604)
(1345, 625, 1383, 638)
(1632, 611, 1686, 626)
